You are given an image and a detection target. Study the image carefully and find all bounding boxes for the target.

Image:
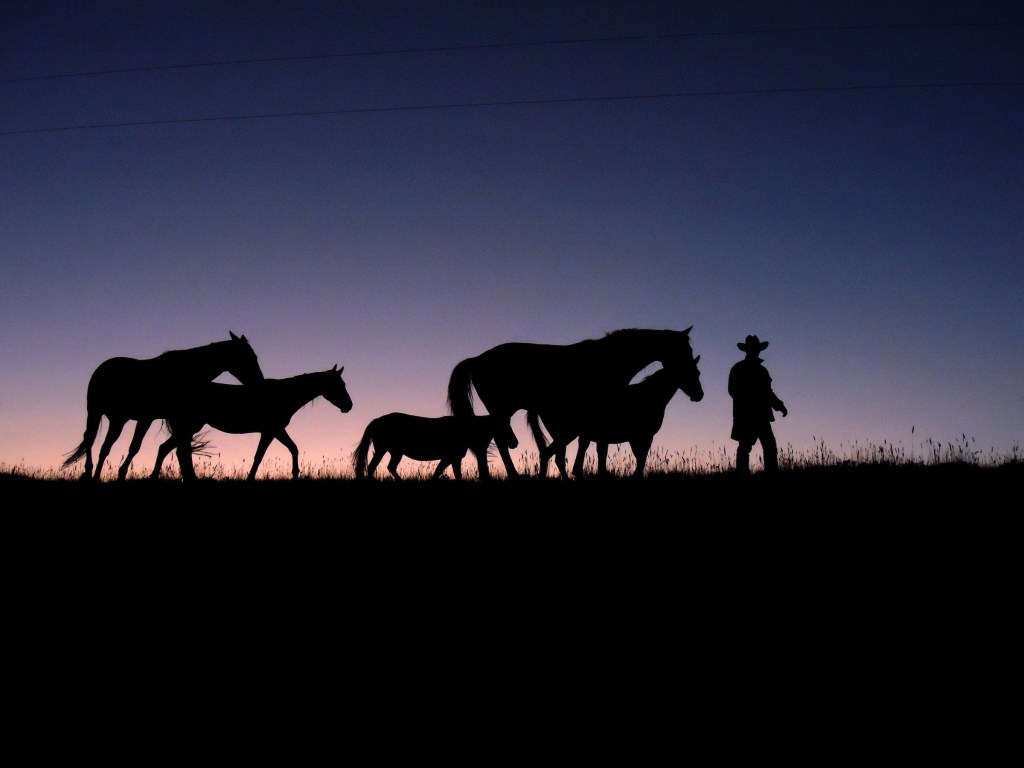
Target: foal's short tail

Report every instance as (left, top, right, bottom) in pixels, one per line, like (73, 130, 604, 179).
(446, 358, 476, 417)
(352, 420, 376, 479)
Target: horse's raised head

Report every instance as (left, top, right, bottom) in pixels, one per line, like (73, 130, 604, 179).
(226, 332, 265, 384)
(324, 364, 353, 413)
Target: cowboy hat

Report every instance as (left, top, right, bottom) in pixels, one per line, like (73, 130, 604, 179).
(737, 334, 769, 352)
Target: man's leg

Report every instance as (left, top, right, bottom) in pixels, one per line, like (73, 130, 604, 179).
(735, 440, 752, 475)
(761, 427, 779, 473)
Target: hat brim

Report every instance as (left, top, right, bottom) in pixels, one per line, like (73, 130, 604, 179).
(738, 341, 769, 351)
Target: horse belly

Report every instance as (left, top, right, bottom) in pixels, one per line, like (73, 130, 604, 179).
(185, 388, 272, 435)
(398, 435, 468, 462)
(580, 409, 664, 445)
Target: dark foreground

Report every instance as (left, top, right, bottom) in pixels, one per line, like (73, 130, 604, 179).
(5, 462, 1019, 748)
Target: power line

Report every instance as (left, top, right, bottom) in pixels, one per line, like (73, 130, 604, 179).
(3, 81, 1020, 136)
(3, 22, 1020, 84)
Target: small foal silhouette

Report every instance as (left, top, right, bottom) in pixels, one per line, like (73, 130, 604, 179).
(353, 413, 517, 480)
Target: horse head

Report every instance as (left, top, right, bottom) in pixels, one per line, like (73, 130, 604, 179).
(324, 365, 353, 413)
(666, 351, 704, 402)
(491, 415, 520, 450)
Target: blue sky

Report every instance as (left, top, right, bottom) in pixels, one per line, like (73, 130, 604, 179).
(2, 1, 1021, 477)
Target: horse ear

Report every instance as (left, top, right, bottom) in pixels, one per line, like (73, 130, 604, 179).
(694, 355, 700, 364)
(230, 331, 239, 340)
(338, 365, 344, 374)
(683, 325, 693, 334)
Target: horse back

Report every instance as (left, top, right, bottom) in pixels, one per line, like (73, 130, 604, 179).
(371, 413, 487, 460)
(87, 356, 185, 413)
(469, 341, 601, 411)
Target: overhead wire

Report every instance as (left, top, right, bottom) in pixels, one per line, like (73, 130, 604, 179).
(3, 21, 1020, 135)
(3, 22, 1020, 84)
(3, 81, 1022, 136)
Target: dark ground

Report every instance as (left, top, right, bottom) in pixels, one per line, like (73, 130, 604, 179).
(5, 462, 1019, 750)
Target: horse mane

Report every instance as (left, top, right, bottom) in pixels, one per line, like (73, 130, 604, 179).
(602, 327, 689, 339)
(155, 336, 233, 360)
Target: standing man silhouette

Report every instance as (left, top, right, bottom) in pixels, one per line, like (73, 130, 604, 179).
(729, 334, 787, 475)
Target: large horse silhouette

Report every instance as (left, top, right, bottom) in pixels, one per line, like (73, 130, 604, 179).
(62, 332, 264, 481)
(352, 413, 517, 480)
(527, 354, 703, 479)
(446, 327, 701, 478)
(151, 365, 352, 481)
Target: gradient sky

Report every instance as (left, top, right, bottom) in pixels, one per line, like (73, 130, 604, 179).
(2, 1, 1022, 478)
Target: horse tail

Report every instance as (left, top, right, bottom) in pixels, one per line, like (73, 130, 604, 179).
(447, 358, 476, 417)
(61, 440, 88, 469)
(352, 420, 376, 479)
(191, 432, 211, 455)
(61, 406, 103, 469)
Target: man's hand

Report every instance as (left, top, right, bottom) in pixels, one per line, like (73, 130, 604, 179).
(779, 404, 788, 418)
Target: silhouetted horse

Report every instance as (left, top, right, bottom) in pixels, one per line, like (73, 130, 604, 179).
(151, 365, 352, 481)
(526, 354, 703, 479)
(62, 332, 264, 481)
(352, 413, 518, 480)
(447, 327, 701, 477)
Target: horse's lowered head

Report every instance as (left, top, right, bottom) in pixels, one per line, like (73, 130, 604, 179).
(665, 349, 704, 402)
(225, 331, 265, 385)
(488, 414, 519, 450)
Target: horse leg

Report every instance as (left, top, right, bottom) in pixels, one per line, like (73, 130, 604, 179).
(545, 444, 562, 478)
(94, 417, 129, 481)
(596, 443, 609, 476)
(367, 451, 385, 479)
(572, 438, 591, 478)
(248, 433, 276, 481)
(558, 446, 571, 478)
(275, 430, 300, 479)
(467, 441, 489, 481)
(536, 429, 567, 479)
(151, 434, 176, 479)
(486, 443, 510, 479)
(433, 459, 452, 480)
(630, 436, 653, 478)
(117, 419, 153, 480)
(538, 440, 566, 479)
(78, 409, 104, 480)
(175, 435, 198, 482)
(387, 452, 404, 480)
(494, 427, 516, 478)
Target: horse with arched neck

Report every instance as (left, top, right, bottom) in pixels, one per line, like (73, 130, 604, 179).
(62, 332, 264, 481)
(447, 327, 701, 478)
